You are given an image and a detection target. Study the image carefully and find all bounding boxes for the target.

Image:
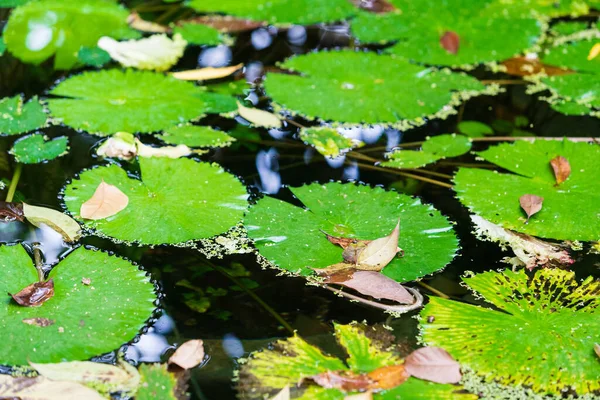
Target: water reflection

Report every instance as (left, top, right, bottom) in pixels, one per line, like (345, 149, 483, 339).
(251, 28, 273, 50)
(342, 161, 359, 181)
(222, 333, 244, 358)
(325, 154, 346, 169)
(255, 148, 281, 194)
(125, 313, 174, 363)
(244, 61, 264, 84)
(287, 26, 307, 46)
(385, 129, 401, 151)
(197, 45, 232, 68)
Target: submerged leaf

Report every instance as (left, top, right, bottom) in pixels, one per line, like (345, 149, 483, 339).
(0, 201, 24, 222)
(404, 347, 461, 384)
(325, 270, 415, 304)
(10, 133, 69, 164)
(22, 203, 81, 243)
(168, 339, 205, 370)
(10, 279, 55, 307)
(549, 155, 571, 185)
(80, 181, 129, 220)
(440, 31, 460, 54)
(519, 194, 543, 223)
(0, 374, 105, 400)
(172, 64, 243, 81)
(237, 101, 282, 128)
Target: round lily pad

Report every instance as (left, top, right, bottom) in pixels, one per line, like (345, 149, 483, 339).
(420, 268, 600, 395)
(0, 95, 47, 136)
(482, 0, 595, 18)
(159, 125, 235, 148)
(299, 127, 361, 158)
(64, 157, 248, 245)
(380, 151, 441, 169)
(244, 182, 458, 282)
(0, 244, 156, 365)
(421, 134, 471, 157)
(187, 0, 356, 25)
(3, 0, 136, 69)
(10, 133, 68, 164)
(264, 50, 489, 127)
(453, 140, 600, 241)
(47, 69, 238, 135)
(172, 23, 225, 46)
(457, 120, 494, 137)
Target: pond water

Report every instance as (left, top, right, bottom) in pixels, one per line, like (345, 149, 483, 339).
(1, 4, 600, 400)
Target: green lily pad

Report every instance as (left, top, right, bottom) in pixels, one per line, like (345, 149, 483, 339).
(264, 50, 490, 127)
(351, 1, 542, 67)
(457, 120, 494, 137)
(380, 151, 442, 169)
(137, 364, 177, 400)
(172, 23, 225, 46)
(64, 157, 248, 245)
(3, 0, 136, 69)
(453, 139, 600, 241)
(0, 37, 5, 56)
(0, 95, 47, 136)
(244, 182, 458, 282)
(47, 69, 237, 135)
(159, 125, 235, 148)
(551, 21, 591, 36)
(0, 244, 156, 365)
(77, 46, 111, 68)
(382, 134, 471, 169)
(550, 100, 593, 115)
(239, 322, 475, 399)
(420, 268, 600, 395)
(299, 127, 362, 158)
(187, 0, 356, 25)
(10, 133, 68, 164)
(482, 0, 595, 18)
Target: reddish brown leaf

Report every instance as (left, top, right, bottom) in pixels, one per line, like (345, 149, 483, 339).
(325, 270, 415, 304)
(178, 16, 265, 33)
(366, 364, 410, 390)
(342, 242, 369, 265)
(519, 194, 544, 223)
(0, 201, 24, 222)
(440, 31, 460, 54)
(310, 371, 372, 392)
(10, 279, 55, 307)
(22, 317, 55, 327)
(322, 231, 363, 249)
(549, 155, 571, 185)
(349, 0, 397, 13)
(500, 57, 574, 77)
(404, 347, 461, 384)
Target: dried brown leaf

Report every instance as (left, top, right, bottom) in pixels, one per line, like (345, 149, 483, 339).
(403, 347, 461, 384)
(519, 194, 544, 223)
(80, 180, 129, 220)
(342, 241, 370, 265)
(356, 221, 401, 270)
(325, 270, 414, 304)
(366, 364, 410, 390)
(501, 56, 574, 77)
(440, 31, 460, 54)
(322, 231, 363, 249)
(310, 371, 372, 392)
(172, 64, 243, 81)
(0, 374, 105, 399)
(349, 0, 396, 13)
(270, 385, 290, 400)
(10, 279, 55, 307)
(0, 201, 24, 222)
(168, 339, 205, 370)
(313, 263, 356, 275)
(178, 16, 265, 33)
(549, 155, 571, 185)
(595, 343, 600, 359)
(22, 317, 55, 327)
(127, 11, 170, 33)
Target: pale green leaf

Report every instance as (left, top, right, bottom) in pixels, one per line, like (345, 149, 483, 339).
(137, 364, 177, 400)
(10, 133, 68, 164)
(421, 134, 471, 157)
(23, 203, 81, 242)
(299, 127, 362, 158)
(160, 125, 236, 148)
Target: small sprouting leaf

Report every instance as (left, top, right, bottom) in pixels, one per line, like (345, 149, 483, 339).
(587, 43, 600, 61)
(168, 339, 205, 370)
(10, 279, 55, 307)
(549, 155, 571, 185)
(0, 201, 24, 222)
(127, 11, 169, 33)
(22, 203, 82, 243)
(325, 270, 415, 304)
(0, 375, 105, 399)
(440, 31, 460, 54)
(80, 181, 129, 220)
(300, 127, 363, 158)
(172, 64, 243, 81)
(356, 221, 401, 270)
(403, 347, 461, 384)
(237, 101, 282, 129)
(519, 194, 544, 223)
(10, 134, 69, 164)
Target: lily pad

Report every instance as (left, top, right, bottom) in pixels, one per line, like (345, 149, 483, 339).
(299, 127, 362, 158)
(172, 23, 225, 46)
(3, 0, 136, 69)
(159, 125, 235, 148)
(380, 151, 442, 169)
(187, 0, 356, 25)
(10, 133, 68, 164)
(239, 323, 475, 399)
(137, 364, 177, 400)
(482, 0, 596, 18)
(64, 157, 248, 245)
(264, 50, 490, 127)
(382, 134, 471, 169)
(47, 69, 238, 135)
(351, 1, 542, 67)
(0, 244, 155, 365)
(453, 139, 600, 241)
(420, 268, 600, 395)
(244, 182, 458, 282)
(0, 95, 47, 136)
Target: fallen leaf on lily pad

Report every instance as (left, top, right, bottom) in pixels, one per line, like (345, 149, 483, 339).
(270, 385, 290, 400)
(80, 181, 129, 220)
(356, 221, 401, 269)
(345, 392, 373, 400)
(168, 339, 205, 370)
(0, 374, 105, 400)
(10, 279, 55, 307)
(97, 132, 137, 160)
(367, 364, 410, 389)
(136, 139, 193, 159)
(519, 194, 543, 223)
(237, 101, 282, 129)
(310, 370, 371, 391)
(350, 0, 396, 13)
(440, 31, 460, 54)
(549, 155, 571, 185)
(22, 317, 55, 327)
(172, 64, 243, 81)
(403, 347, 461, 384)
(0, 201, 24, 222)
(587, 43, 600, 61)
(179, 16, 265, 33)
(22, 203, 81, 242)
(324, 270, 415, 304)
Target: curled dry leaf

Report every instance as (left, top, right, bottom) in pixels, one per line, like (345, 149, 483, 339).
(23, 203, 82, 242)
(310, 370, 372, 392)
(80, 181, 129, 220)
(179, 16, 265, 32)
(10, 279, 55, 307)
(501, 56, 574, 77)
(587, 43, 600, 61)
(549, 155, 571, 185)
(356, 221, 402, 269)
(349, 0, 396, 13)
(325, 270, 415, 304)
(0, 201, 24, 222)
(403, 347, 461, 384)
(172, 64, 243, 81)
(237, 101, 282, 129)
(366, 364, 410, 390)
(127, 11, 170, 33)
(168, 339, 205, 370)
(270, 385, 290, 400)
(0, 375, 105, 400)
(22, 317, 55, 327)
(440, 31, 460, 54)
(519, 194, 543, 223)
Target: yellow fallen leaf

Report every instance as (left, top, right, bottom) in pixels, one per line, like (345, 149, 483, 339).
(127, 11, 169, 33)
(270, 386, 290, 400)
(22, 203, 81, 242)
(587, 43, 600, 61)
(172, 63, 243, 81)
(80, 181, 129, 220)
(237, 101, 282, 129)
(136, 139, 192, 159)
(356, 221, 401, 270)
(168, 339, 205, 370)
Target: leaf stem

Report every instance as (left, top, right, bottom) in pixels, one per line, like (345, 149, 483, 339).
(356, 141, 423, 154)
(480, 79, 527, 85)
(32, 243, 44, 282)
(5, 163, 22, 202)
(323, 285, 424, 314)
(417, 281, 449, 299)
(352, 162, 453, 188)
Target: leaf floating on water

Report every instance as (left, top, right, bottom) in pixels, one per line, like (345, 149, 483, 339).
(356, 221, 402, 270)
(180, 16, 265, 33)
(550, 155, 571, 185)
(168, 339, 205, 370)
(310, 370, 372, 392)
(10, 279, 55, 307)
(403, 347, 461, 384)
(80, 181, 129, 220)
(0, 375, 105, 400)
(367, 364, 410, 390)
(22, 317, 55, 327)
(23, 203, 82, 243)
(127, 11, 169, 33)
(519, 194, 544, 223)
(440, 31, 460, 54)
(0, 201, 24, 222)
(237, 101, 282, 129)
(136, 139, 193, 159)
(587, 43, 600, 61)
(172, 64, 243, 81)
(326, 270, 415, 304)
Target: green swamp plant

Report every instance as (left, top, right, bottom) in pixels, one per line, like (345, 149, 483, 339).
(382, 133, 472, 169)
